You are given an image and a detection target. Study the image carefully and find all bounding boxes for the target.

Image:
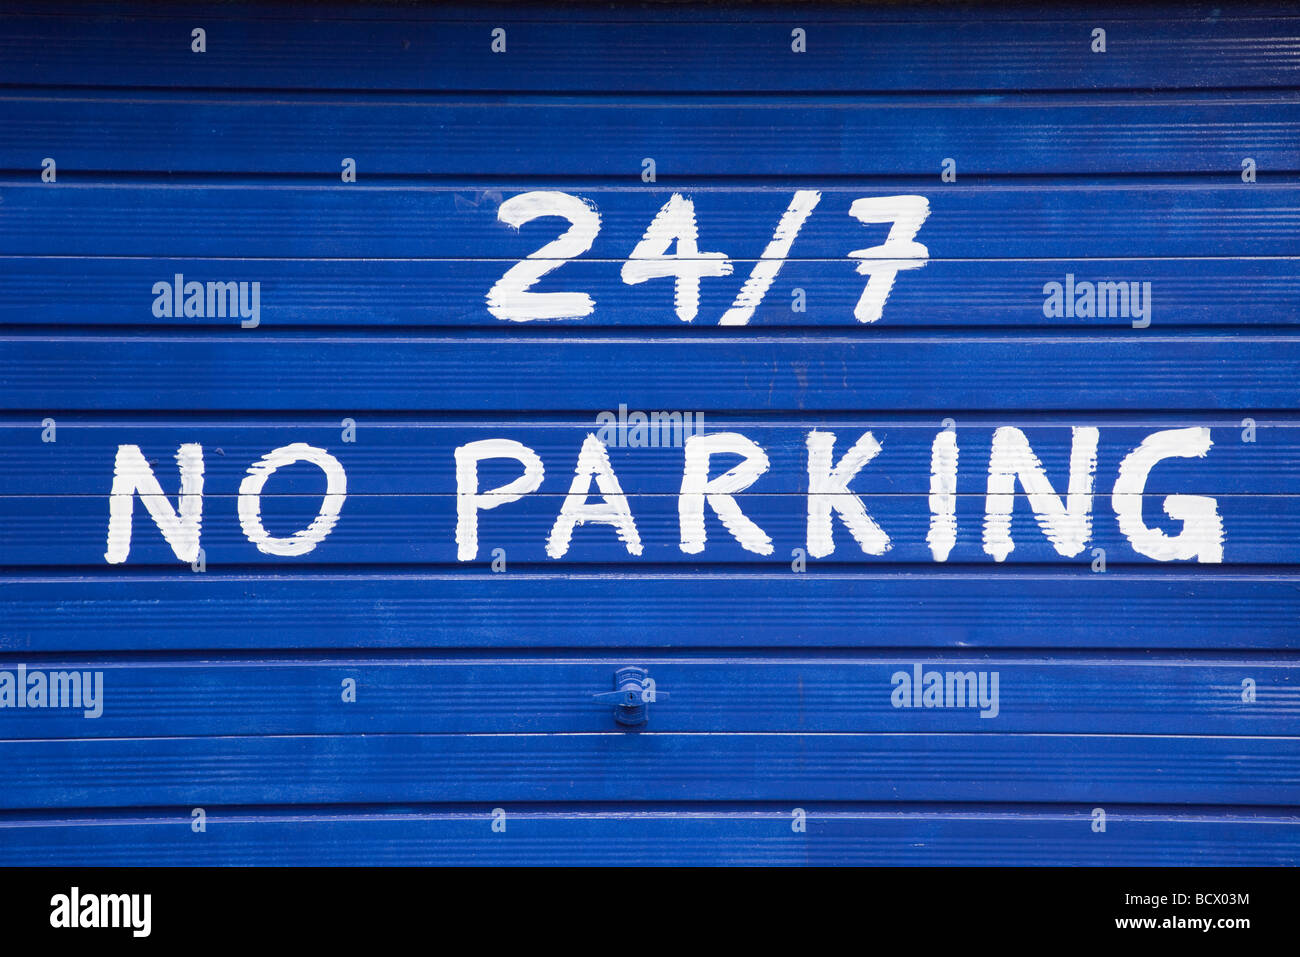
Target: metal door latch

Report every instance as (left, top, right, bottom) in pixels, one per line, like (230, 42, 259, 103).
(592, 666, 667, 727)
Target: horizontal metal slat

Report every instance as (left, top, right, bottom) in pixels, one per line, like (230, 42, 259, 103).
(4, 184, 1293, 259)
(0, 419, 1288, 495)
(2, 92, 1296, 176)
(2, 732, 1296, 808)
(1, 256, 1295, 330)
(2, 335, 1294, 410)
(4, 12, 1298, 93)
(2, 573, 1293, 652)
(1, 806, 1295, 866)
(0, 655, 1293, 737)
(1, 492, 1291, 567)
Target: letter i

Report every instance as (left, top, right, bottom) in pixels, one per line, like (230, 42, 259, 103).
(927, 428, 958, 561)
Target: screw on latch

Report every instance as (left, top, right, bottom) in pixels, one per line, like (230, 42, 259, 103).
(592, 666, 667, 727)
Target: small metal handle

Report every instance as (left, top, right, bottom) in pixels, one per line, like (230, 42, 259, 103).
(592, 666, 667, 727)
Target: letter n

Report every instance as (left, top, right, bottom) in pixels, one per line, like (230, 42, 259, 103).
(105, 444, 205, 563)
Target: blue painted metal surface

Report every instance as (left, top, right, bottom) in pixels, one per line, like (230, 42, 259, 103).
(0, 1, 1297, 866)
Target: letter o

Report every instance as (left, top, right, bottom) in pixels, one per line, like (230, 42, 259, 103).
(238, 443, 347, 556)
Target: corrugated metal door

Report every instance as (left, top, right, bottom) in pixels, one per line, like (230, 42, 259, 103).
(0, 1, 1297, 864)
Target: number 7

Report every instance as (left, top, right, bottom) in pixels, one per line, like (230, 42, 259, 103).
(847, 195, 931, 323)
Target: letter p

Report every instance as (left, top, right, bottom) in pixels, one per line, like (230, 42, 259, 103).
(455, 439, 545, 561)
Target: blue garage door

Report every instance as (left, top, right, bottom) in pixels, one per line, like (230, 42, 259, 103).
(0, 1, 1297, 865)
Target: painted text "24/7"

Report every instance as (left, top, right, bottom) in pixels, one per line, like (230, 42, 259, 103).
(484, 190, 929, 324)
